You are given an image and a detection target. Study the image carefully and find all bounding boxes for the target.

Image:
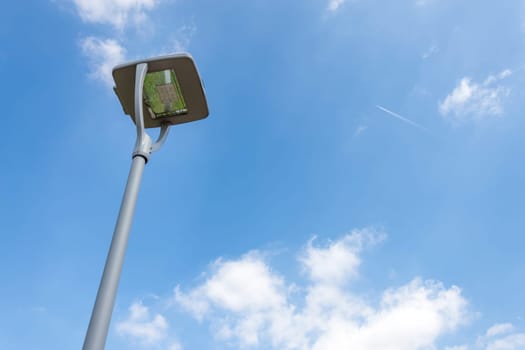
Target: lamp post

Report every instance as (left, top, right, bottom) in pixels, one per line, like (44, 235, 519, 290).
(82, 54, 209, 350)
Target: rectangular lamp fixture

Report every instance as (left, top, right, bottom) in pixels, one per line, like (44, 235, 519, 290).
(113, 54, 209, 129)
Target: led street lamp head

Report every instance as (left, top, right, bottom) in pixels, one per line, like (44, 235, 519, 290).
(113, 53, 209, 129)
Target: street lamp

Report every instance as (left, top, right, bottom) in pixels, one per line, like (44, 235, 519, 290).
(82, 53, 209, 350)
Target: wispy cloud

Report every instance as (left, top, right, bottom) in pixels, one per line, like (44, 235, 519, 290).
(376, 105, 430, 132)
(80, 36, 126, 86)
(328, 0, 346, 12)
(72, 0, 158, 30)
(415, 0, 434, 6)
(445, 322, 525, 350)
(422, 44, 439, 60)
(116, 301, 168, 345)
(486, 323, 515, 338)
(444, 346, 468, 350)
(163, 23, 197, 54)
(486, 333, 525, 350)
(439, 69, 512, 123)
(476, 323, 525, 350)
(354, 125, 368, 137)
(65, 1, 198, 87)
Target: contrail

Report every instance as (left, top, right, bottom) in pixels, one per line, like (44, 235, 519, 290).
(376, 105, 429, 132)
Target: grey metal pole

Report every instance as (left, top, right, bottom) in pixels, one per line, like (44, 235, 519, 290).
(83, 154, 147, 350)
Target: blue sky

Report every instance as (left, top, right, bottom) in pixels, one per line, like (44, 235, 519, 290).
(1, 0, 525, 349)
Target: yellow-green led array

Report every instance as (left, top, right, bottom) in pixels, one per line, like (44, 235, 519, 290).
(143, 69, 188, 119)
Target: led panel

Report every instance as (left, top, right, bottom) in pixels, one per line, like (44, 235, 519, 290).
(144, 69, 188, 119)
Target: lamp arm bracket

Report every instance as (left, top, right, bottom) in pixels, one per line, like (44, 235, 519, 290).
(151, 124, 170, 153)
(132, 62, 151, 161)
(131, 63, 171, 162)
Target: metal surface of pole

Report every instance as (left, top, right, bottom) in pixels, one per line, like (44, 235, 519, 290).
(82, 155, 147, 350)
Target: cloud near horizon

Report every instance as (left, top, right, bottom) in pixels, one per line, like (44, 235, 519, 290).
(172, 228, 470, 349)
(116, 302, 168, 345)
(115, 228, 525, 350)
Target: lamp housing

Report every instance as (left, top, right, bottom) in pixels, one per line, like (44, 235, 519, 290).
(113, 53, 209, 129)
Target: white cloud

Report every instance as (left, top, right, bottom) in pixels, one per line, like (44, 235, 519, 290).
(116, 301, 168, 345)
(72, 0, 158, 29)
(174, 228, 469, 350)
(174, 251, 288, 336)
(66, 1, 196, 85)
(118, 230, 525, 350)
(300, 228, 385, 285)
(486, 333, 525, 350)
(415, 0, 434, 6)
(472, 323, 525, 350)
(80, 36, 126, 86)
(444, 346, 468, 350)
(168, 342, 183, 350)
(328, 0, 346, 12)
(439, 70, 512, 123)
(486, 323, 515, 338)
